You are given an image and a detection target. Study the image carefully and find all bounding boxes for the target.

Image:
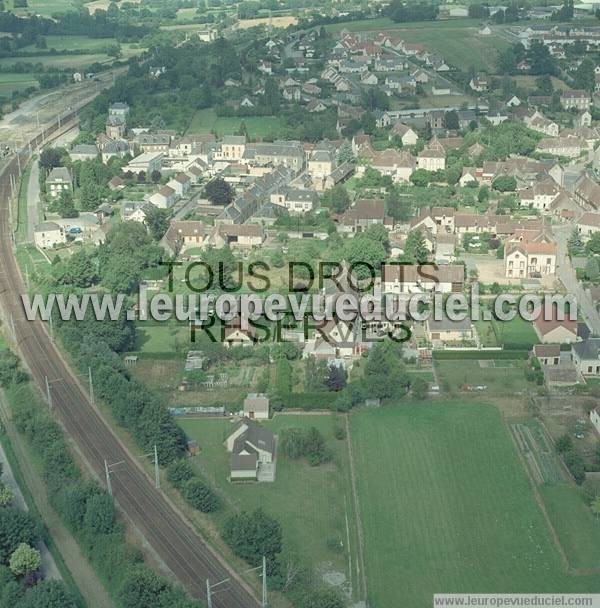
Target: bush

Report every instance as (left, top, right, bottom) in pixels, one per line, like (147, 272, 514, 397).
(333, 425, 346, 440)
(182, 478, 221, 513)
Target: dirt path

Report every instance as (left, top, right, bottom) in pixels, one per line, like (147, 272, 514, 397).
(0, 393, 115, 608)
(345, 413, 368, 602)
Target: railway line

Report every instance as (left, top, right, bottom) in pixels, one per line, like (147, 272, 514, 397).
(0, 113, 259, 608)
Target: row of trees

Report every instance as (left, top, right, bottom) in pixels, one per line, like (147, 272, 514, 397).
(1, 347, 198, 607)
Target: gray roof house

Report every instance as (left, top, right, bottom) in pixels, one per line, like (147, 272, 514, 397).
(572, 338, 600, 377)
(224, 418, 276, 482)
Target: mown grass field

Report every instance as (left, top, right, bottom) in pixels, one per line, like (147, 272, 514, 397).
(0, 72, 38, 97)
(435, 358, 529, 393)
(539, 484, 600, 570)
(350, 403, 600, 608)
(476, 315, 538, 350)
(179, 415, 361, 590)
(187, 108, 287, 140)
(10, 0, 75, 16)
(326, 18, 508, 71)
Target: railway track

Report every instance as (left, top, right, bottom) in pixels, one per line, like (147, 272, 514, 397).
(0, 114, 259, 608)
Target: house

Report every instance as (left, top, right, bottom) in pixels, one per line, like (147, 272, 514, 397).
(533, 344, 561, 366)
(360, 71, 378, 85)
(577, 212, 600, 239)
(426, 317, 474, 343)
(436, 234, 456, 263)
(101, 139, 130, 164)
(208, 224, 265, 249)
(574, 175, 600, 210)
(167, 173, 191, 196)
(518, 179, 561, 210)
(45, 167, 72, 198)
(382, 264, 464, 295)
(105, 115, 125, 139)
(243, 393, 269, 420)
(224, 418, 275, 482)
(572, 338, 600, 377)
(367, 148, 415, 183)
(307, 99, 327, 113)
(417, 146, 445, 172)
(135, 133, 171, 154)
(575, 110, 592, 128)
(459, 167, 479, 186)
(271, 188, 317, 214)
(470, 74, 489, 92)
(149, 185, 178, 209)
(524, 111, 559, 137)
(108, 102, 130, 120)
(560, 90, 591, 111)
(125, 152, 163, 176)
(336, 199, 393, 235)
(163, 220, 207, 253)
(108, 176, 124, 191)
(534, 311, 578, 344)
(389, 122, 418, 146)
(218, 135, 246, 161)
(308, 148, 334, 179)
(34, 221, 65, 249)
(505, 240, 556, 279)
(223, 323, 256, 348)
(536, 136, 585, 158)
(69, 144, 98, 162)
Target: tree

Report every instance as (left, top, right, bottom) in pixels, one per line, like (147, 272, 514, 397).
(303, 588, 345, 608)
(556, 433, 573, 454)
(528, 41, 557, 76)
(181, 478, 220, 512)
(55, 190, 78, 219)
(83, 493, 115, 534)
(9, 543, 40, 577)
(574, 58, 596, 93)
(327, 185, 350, 214)
(568, 227, 584, 256)
(492, 175, 517, 192)
(325, 364, 347, 391)
(585, 257, 600, 282)
(203, 177, 234, 206)
(0, 484, 12, 507)
(404, 229, 429, 264)
(144, 205, 170, 241)
(409, 169, 430, 187)
(63, 249, 97, 288)
(343, 237, 387, 279)
(39, 148, 63, 173)
(16, 580, 79, 608)
(150, 169, 162, 184)
(336, 141, 354, 165)
(586, 233, 600, 255)
(222, 509, 283, 573)
(443, 110, 459, 130)
(386, 188, 411, 222)
(411, 376, 428, 400)
(0, 508, 38, 562)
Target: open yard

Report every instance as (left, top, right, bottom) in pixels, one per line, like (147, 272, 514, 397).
(179, 414, 362, 597)
(350, 402, 600, 608)
(435, 358, 530, 394)
(326, 18, 508, 72)
(476, 315, 538, 350)
(186, 108, 287, 140)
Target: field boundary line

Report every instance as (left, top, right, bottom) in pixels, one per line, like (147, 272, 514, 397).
(506, 418, 572, 574)
(345, 413, 368, 603)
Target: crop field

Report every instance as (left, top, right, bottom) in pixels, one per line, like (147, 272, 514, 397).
(435, 358, 529, 393)
(179, 414, 362, 594)
(326, 18, 508, 72)
(187, 108, 287, 140)
(23, 36, 119, 52)
(350, 403, 600, 608)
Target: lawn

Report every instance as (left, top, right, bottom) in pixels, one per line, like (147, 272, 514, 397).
(11, 0, 75, 16)
(23, 36, 119, 52)
(179, 414, 362, 595)
(435, 358, 529, 393)
(136, 322, 190, 354)
(539, 484, 600, 571)
(476, 315, 538, 350)
(186, 108, 287, 140)
(326, 18, 508, 72)
(350, 402, 600, 608)
(0, 73, 38, 97)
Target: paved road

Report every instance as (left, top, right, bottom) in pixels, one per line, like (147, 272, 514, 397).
(553, 222, 600, 335)
(0, 120, 260, 606)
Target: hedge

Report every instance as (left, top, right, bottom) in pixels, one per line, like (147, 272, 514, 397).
(284, 392, 335, 410)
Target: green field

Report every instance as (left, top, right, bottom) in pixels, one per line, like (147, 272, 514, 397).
(540, 484, 600, 571)
(187, 108, 287, 140)
(326, 18, 508, 72)
(476, 315, 538, 350)
(0, 54, 111, 69)
(179, 415, 361, 593)
(0, 72, 38, 97)
(11, 0, 76, 16)
(435, 358, 529, 393)
(350, 403, 600, 608)
(136, 322, 191, 354)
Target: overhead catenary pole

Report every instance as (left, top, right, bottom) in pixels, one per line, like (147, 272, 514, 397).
(45, 376, 52, 409)
(88, 367, 94, 405)
(49, 314, 54, 343)
(262, 555, 267, 608)
(206, 580, 213, 608)
(154, 445, 160, 489)
(104, 459, 112, 496)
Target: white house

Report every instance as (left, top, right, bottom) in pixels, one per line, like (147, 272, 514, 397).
(34, 221, 65, 249)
